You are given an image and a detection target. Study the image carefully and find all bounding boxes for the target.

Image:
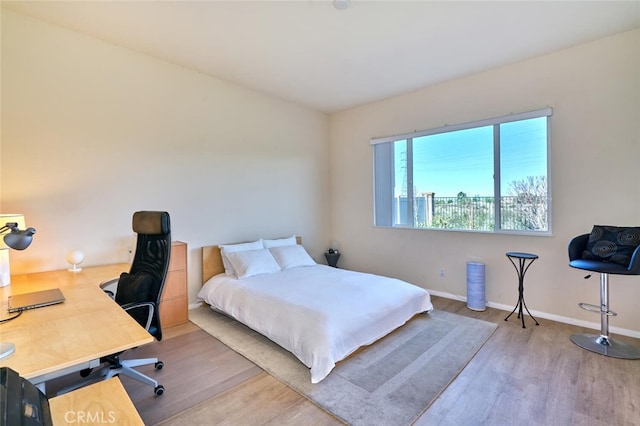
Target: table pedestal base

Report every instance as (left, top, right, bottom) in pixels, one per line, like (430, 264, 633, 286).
(504, 296, 539, 328)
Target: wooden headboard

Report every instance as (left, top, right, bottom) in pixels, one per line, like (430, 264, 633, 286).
(201, 236, 302, 284)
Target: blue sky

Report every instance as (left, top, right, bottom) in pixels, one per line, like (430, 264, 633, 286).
(395, 117, 547, 198)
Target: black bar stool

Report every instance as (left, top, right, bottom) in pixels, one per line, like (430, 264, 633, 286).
(568, 227, 640, 359)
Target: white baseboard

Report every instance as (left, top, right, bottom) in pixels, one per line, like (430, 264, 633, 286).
(427, 289, 640, 339)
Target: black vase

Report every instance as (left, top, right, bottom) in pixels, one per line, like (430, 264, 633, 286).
(325, 252, 341, 268)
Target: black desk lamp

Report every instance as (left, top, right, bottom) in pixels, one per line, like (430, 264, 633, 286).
(1, 222, 36, 250)
(0, 215, 36, 360)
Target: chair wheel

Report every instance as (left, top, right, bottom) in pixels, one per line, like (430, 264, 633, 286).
(80, 368, 92, 378)
(155, 361, 164, 370)
(154, 385, 164, 396)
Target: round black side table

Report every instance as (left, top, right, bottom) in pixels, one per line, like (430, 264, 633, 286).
(504, 252, 540, 328)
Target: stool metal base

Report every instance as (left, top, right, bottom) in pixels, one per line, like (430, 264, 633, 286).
(570, 333, 640, 359)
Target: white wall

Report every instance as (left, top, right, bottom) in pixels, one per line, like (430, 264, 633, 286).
(329, 29, 640, 333)
(2, 9, 639, 334)
(0, 10, 331, 303)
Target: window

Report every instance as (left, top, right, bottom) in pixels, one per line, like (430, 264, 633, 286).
(372, 108, 551, 233)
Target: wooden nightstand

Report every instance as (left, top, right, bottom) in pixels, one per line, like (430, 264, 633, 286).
(159, 241, 188, 327)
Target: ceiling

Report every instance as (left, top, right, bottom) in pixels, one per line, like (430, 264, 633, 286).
(3, 1, 640, 113)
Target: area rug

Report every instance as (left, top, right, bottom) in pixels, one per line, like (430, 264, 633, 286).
(189, 306, 497, 426)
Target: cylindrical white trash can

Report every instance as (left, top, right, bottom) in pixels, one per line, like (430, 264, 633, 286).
(466, 261, 486, 311)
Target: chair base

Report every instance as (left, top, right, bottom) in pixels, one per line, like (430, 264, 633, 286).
(570, 333, 640, 359)
(56, 356, 164, 396)
(104, 357, 159, 387)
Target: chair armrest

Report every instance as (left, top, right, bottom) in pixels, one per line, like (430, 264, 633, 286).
(628, 244, 640, 274)
(100, 277, 120, 299)
(121, 301, 155, 330)
(568, 234, 590, 261)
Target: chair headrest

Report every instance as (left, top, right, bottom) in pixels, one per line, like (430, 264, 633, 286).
(132, 211, 171, 235)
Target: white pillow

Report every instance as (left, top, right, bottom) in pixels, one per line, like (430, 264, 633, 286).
(262, 235, 297, 248)
(226, 249, 281, 279)
(219, 240, 263, 276)
(269, 245, 316, 270)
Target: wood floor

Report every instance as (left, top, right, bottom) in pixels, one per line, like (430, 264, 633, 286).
(111, 296, 640, 425)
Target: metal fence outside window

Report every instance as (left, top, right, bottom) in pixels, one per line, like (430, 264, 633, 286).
(397, 195, 548, 231)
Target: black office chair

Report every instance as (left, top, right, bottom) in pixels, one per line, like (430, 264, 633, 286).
(568, 225, 640, 359)
(96, 211, 171, 395)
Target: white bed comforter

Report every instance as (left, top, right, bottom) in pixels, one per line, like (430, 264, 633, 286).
(197, 265, 433, 383)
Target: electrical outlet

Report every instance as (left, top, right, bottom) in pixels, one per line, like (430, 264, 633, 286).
(439, 268, 445, 277)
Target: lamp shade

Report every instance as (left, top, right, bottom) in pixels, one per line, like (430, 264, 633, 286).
(0, 215, 26, 250)
(1, 214, 35, 250)
(1, 214, 32, 287)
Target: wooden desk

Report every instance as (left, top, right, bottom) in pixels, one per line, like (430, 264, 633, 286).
(0, 264, 153, 390)
(49, 377, 144, 425)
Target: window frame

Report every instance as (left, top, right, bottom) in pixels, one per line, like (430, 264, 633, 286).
(371, 108, 553, 235)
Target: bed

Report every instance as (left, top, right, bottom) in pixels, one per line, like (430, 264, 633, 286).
(198, 237, 433, 383)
